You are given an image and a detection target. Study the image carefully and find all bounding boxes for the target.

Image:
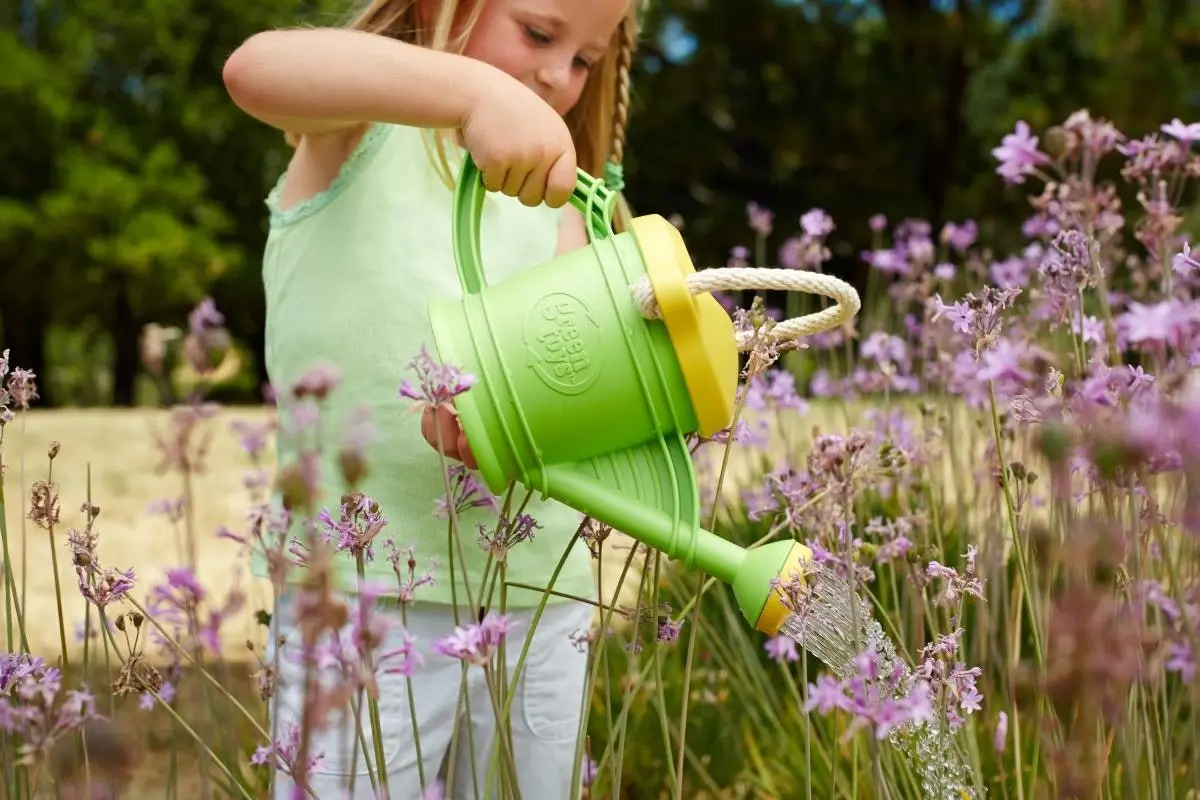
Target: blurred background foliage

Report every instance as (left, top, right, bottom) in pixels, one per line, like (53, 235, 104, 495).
(1, 0, 1197, 407)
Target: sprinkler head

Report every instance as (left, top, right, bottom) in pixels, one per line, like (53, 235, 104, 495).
(730, 540, 814, 635)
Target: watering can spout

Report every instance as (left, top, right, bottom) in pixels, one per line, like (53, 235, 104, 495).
(542, 452, 813, 636)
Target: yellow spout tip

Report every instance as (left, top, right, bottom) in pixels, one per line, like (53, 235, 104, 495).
(753, 541, 814, 636)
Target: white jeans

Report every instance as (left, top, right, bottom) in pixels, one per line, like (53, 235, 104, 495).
(267, 594, 593, 799)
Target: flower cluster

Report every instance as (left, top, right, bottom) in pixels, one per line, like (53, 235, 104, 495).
(804, 645, 934, 741)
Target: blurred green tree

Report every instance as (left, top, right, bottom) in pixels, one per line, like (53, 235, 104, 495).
(0, 0, 1195, 405)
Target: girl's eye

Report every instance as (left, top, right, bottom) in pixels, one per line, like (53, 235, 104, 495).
(522, 23, 591, 70)
(523, 25, 551, 45)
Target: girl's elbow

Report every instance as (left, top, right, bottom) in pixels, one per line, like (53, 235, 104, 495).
(222, 32, 277, 112)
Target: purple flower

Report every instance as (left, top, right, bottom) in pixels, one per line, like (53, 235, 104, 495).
(800, 209, 834, 238)
(434, 464, 500, 519)
(992, 121, 1050, 185)
(5, 367, 38, 410)
(977, 337, 1037, 388)
(250, 721, 326, 775)
(941, 220, 978, 253)
(581, 754, 598, 787)
(385, 540, 438, 604)
(318, 492, 388, 562)
(1161, 118, 1200, 144)
(743, 369, 808, 414)
(803, 647, 934, 741)
(727, 245, 751, 267)
(188, 297, 224, 334)
(77, 566, 136, 610)
(657, 617, 683, 644)
(864, 517, 915, 563)
(1119, 299, 1197, 352)
(230, 419, 273, 459)
(1165, 640, 1196, 683)
(747, 201, 773, 237)
(764, 634, 799, 663)
(478, 513, 540, 562)
(0, 654, 101, 763)
(347, 583, 423, 679)
(864, 247, 910, 277)
(290, 362, 342, 401)
(1173, 241, 1199, 278)
(399, 345, 476, 408)
(913, 629, 985, 728)
(934, 262, 956, 281)
(930, 295, 974, 335)
(709, 417, 770, 447)
(990, 255, 1032, 289)
(925, 547, 986, 607)
(146, 497, 185, 523)
(146, 567, 245, 658)
(434, 613, 514, 666)
(860, 333, 911, 371)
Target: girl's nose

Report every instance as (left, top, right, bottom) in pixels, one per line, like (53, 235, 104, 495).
(536, 57, 572, 93)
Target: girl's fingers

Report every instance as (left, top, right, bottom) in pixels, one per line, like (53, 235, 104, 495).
(457, 429, 478, 470)
(421, 406, 439, 450)
(421, 405, 477, 470)
(435, 406, 461, 457)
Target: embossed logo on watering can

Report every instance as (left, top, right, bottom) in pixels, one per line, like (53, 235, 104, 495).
(524, 292, 602, 395)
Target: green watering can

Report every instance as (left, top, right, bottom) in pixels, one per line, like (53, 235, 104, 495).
(428, 156, 861, 635)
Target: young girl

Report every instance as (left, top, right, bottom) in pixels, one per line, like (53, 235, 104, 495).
(223, 0, 639, 797)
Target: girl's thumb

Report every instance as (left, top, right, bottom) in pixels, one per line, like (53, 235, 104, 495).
(545, 152, 577, 209)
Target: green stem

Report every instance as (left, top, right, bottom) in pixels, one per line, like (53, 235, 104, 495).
(483, 664, 523, 800)
(673, 377, 751, 798)
(46, 462, 69, 669)
(125, 596, 269, 739)
(612, 545, 651, 793)
(356, 553, 390, 797)
(987, 384, 1044, 668)
(399, 602, 427, 791)
(572, 539, 639, 796)
(152, 689, 256, 800)
(648, 552, 678, 794)
(0, 465, 30, 653)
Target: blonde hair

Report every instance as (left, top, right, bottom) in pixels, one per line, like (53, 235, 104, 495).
(338, 0, 639, 230)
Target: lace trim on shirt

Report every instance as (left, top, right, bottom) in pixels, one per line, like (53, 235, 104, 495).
(265, 122, 391, 229)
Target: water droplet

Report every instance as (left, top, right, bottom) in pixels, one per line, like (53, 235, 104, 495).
(780, 565, 983, 799)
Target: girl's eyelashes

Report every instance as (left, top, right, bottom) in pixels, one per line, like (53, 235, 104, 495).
(521, 24, 593, 70)
(522, 24, 552, 45)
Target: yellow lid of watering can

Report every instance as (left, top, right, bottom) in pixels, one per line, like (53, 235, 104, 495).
(629, 215, 738, 438)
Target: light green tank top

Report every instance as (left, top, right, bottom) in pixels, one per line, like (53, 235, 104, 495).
(253, 122, 595, 608)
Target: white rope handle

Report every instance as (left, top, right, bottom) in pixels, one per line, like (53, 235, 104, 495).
(630, 268, 861, 351)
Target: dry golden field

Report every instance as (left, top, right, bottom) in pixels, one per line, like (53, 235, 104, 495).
(1, 399, 1005, 663)
(0, 405, 727, 662)
(2, 407, 278, 661)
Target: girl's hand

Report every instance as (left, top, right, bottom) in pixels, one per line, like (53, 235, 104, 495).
(421, 404, 478, 471)
(461, 73, 577, 209)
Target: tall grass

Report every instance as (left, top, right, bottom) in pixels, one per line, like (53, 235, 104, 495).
(1, 109, 1198, 799)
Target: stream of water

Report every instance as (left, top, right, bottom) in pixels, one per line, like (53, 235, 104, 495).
(781, 564, 982, 800)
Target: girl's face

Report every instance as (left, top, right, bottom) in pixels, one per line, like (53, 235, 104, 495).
(462, 0, 629, 118)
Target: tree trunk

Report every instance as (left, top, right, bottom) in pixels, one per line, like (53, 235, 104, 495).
(0, 295, 51, 407)
(110, 279, 139, 407)
(926, 26, 970, 229)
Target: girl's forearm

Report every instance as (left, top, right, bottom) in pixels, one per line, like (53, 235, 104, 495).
(222, 28, 507, 134)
